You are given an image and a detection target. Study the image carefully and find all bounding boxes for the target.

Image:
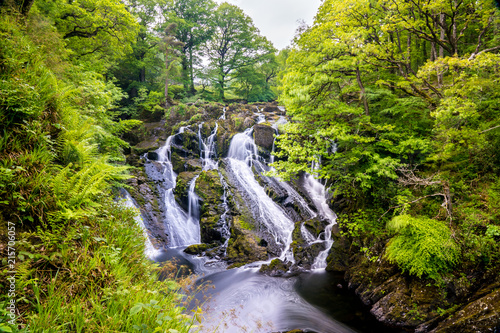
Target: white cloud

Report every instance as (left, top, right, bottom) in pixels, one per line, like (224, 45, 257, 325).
(214, 0, 322, 49)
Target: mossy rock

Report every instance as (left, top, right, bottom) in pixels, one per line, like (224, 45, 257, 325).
(225, 216, 267, 266)
(259, 258, 291, 277)
(174, 171, 200, 211)
(173, 128, 199, 153)
(326, 233, 349, 272)
(171, 151, 185, 174)
(132, 139, 160, 155)
(184, 243, 211, 255)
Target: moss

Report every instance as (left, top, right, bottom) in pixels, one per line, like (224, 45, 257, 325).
(184, 243, 211, 255)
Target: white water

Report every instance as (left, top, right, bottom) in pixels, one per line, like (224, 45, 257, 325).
(227, 129, 295, 263)
(255, 109, 266, 123)
(219, 107, 226, 120)
(121, 191, 158, 259)
(195, 269, 357, 333)
(198, 122, 218, 170)
(303, 173, 337, 269)
(186, 175, 201, 243)
(155, 133, 200, 247)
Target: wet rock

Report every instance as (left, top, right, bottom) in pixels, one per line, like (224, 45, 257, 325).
(174, 128, 199, 153)
(147, 151, 159, 160)
(174, 171, 200, 211)
(263, 104, 280, 113)
(184, 243, 211, 255)
(290, 220, 325, 269)
(259, 258, 292, 277)
(326, 232, 349, 272)
(194, 170, 226, 244)
(226, 216, 267, 267)
(133, 139, 160, 155)
(185, 159, 202, 172)
(253, 123, 275, 151)
(429, 288, 500, 333)
(170, 151, 185, 174)
(126, 168, 168, 247)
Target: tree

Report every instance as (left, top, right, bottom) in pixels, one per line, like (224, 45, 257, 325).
(163, 23, 184, 106)
(37, 0, 139, 70)
(274, 0, 500, 280)
(205, 2, 274, 100)
(165, 0, 216, 95)
(113, 0, 166, 100)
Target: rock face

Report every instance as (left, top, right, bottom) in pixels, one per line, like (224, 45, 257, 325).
(426, 287, 500, 332)
(253, 123, 275, 151)
(195, 170, 226, 244)
(126, 167, 168, 247)
(226, 216, 268, 267)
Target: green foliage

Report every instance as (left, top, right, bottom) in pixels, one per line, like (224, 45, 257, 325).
(385, 215, 459, 281)
(274, 0, 500, 281)
(0, 11, 193, 331)
(36, 0, 139, 70)
(206, 2, 275, 100)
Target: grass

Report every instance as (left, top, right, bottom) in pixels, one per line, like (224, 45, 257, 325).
(0, 198, 200, 332)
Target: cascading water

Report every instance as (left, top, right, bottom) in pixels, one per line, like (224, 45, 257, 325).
(226, 128, 295, 263)
(304, 173, 337, 269)
(121, 190, 158, 258)
(219, 107, 226, 120)
(133, 106, 394, 333)
(186, 175, 201, 242)
(152, 132, 200, 247)
(198, 122, 218, 170)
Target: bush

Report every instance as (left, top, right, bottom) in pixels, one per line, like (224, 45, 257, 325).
(385, 215, 460, 281)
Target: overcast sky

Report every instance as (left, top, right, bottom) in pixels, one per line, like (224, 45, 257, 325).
(214, 0, 322, 50)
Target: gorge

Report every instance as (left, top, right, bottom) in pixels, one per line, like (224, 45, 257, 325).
(125, 102, 391, 332)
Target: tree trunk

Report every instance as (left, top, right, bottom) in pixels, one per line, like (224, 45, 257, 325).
(189, 47, 196, 95)
(139, 67, 146, 83)
(181, 55, 189, 93)
(356, 67, 369, 116)
(438, 13, 445, 87)
(165, 48, 170, 107)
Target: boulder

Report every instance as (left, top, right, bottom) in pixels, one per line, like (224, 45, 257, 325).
(226, 216, 268, 267)
(174, 171, 200, 211)
(195, 170, 226, 244)
(133, 139, 160, 155)
(259, 258, 291, 277)
(184, 244, 211, 255)
(147, 151, 159, 160)
(253, 123, 275, 151)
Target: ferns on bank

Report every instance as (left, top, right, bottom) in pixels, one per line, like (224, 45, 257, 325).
(385, 215, 460, 281)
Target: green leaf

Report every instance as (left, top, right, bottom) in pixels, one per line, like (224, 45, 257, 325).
(130, 303, 144, 315)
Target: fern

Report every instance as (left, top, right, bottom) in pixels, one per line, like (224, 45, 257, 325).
(51, 158, 129, 220)
(385, 214, 460, 281)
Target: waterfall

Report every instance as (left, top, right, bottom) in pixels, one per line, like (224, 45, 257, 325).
(219, 107, 226, 120)
(255, 109, 266, 123)
(227, 129, 295, 262)
(303, 174, 337, 269)
(219, 174, 231, 254)
(154, 132, 200, 247)
(186, 175, 201, 244)
(121, 190, 158, 258)
(198, 122, 219, 170)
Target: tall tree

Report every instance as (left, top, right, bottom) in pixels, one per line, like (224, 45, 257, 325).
(113, 0, 166, 99)
(163, 23, 184, 106)
(165, 0, 216, 95)
(206, 2, 274, 100)
(37, 0, 139, 71)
